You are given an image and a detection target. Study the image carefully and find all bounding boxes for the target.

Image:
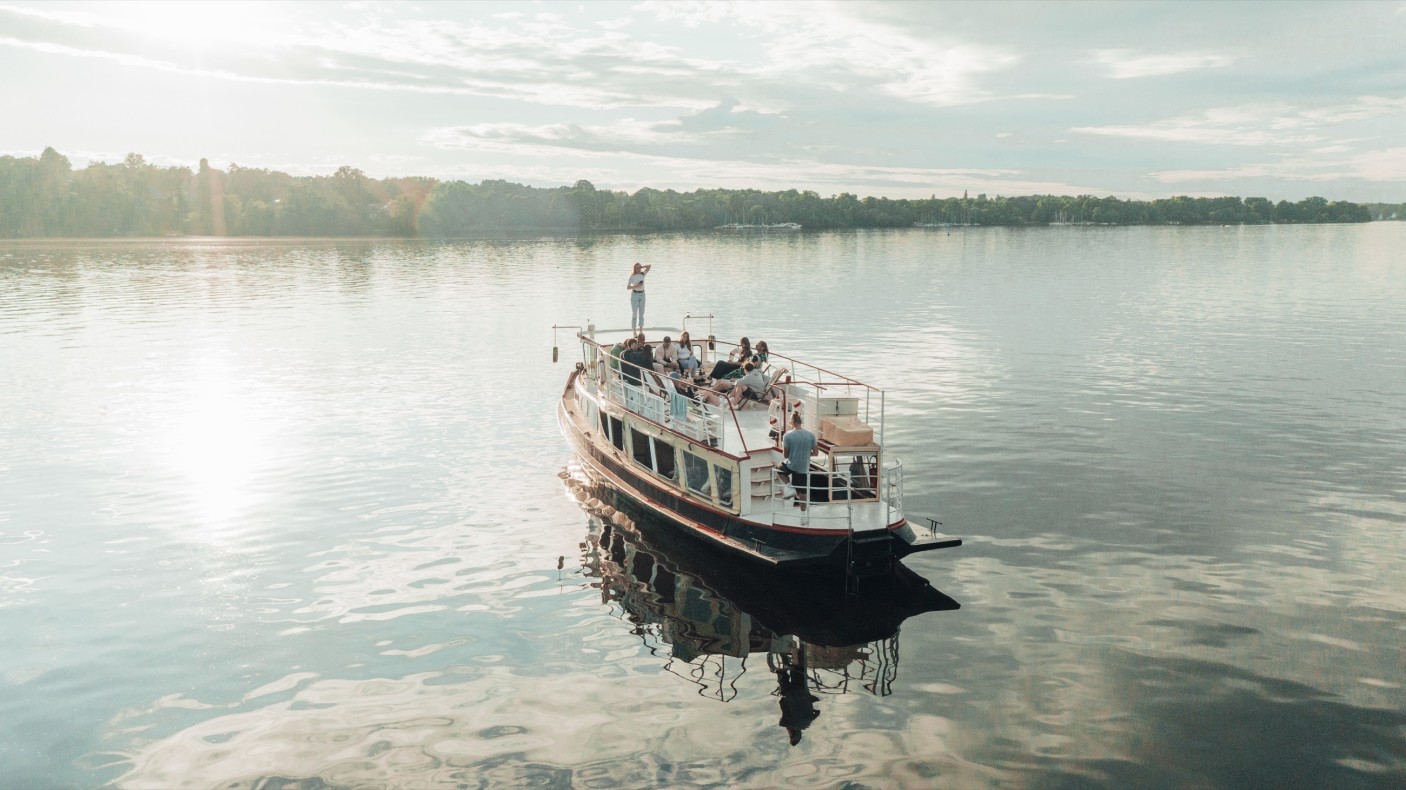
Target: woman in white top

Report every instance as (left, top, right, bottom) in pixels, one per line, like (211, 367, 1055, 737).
(626, 262, 652, 331)
(676, 330, 700, 376)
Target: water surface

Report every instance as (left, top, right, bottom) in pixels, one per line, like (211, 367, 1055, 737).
(2, 225, 1404, 787)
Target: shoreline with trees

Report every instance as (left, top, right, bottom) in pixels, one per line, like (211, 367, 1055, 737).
(2, 147, 1397, 239)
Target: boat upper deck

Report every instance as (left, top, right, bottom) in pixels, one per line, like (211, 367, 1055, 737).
(570, 324, 888, 461)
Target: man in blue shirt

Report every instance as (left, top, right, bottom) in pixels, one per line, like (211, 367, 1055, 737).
(781, 411, 816, 510)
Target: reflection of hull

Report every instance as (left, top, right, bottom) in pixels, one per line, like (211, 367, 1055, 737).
(568, 467, 960, 737)
(568, 469, 959, 649)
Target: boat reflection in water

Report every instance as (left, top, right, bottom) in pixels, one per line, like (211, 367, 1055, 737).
(563, 466, 959, 746)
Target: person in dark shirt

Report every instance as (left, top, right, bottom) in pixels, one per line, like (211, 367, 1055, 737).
(638, 337, 656, 370)
(708, 336, 754, 380)
(619, 338, 645, 385)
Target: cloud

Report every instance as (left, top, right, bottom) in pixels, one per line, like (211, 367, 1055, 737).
(1286, 95, 1406, 126)
(640, 0, 1030, 107)
(1152, 145, 1406, 185)
(419, 119, 1124, 198)
(1091, 49, 1237, 79)
(0, 0, 1063, 118)
(1074, 96, 1406, 147)
(0, 2, 729, 110)
(422, 97, 796, 157)
(424, 117, 727, 153)
(1347, 146, 1406, 180)
(0, 29, 686, 111)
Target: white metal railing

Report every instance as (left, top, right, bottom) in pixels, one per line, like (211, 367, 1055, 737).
(753, 453, 904, 529)
(884, 456, 903, 524)
(607, 378, 724, 446)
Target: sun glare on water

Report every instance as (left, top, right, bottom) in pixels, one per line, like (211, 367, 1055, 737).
(158, 360, 275, 541)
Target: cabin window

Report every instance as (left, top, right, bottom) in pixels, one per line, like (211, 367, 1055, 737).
(630, 427, 653, 469)
(682, 452, 712, 497)
(715, 465, 733, 507)
(652, 437, 677, 480)
(627, 427, 677, 481)
(608, 416, 624, 451)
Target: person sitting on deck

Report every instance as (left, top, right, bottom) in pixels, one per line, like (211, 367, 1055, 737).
(619, 338, 647, 385)
(732, 336, 755, 365)
(670, 371, 721, 405)
(754, 340, 770, 365)
(676, 331, 700, 377)
(727, 361, 770, 408)
(655, 336, 680, 372)
(632, 333, 656, 370)
(780, 411, 817, 510)
(709, 336, 753, 380)
(608, 338, 626, 372)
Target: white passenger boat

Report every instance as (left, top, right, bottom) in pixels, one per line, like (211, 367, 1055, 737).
(554, 317, 960, 580)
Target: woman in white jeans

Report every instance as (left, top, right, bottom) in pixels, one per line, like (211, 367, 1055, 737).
(626, 262, 651, 331)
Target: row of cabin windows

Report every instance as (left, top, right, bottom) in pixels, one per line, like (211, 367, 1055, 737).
(599, 411, 733, 508)
(588, 398, 871, 506)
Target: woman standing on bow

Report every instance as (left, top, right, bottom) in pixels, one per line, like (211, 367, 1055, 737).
(626, 262, 652, 332)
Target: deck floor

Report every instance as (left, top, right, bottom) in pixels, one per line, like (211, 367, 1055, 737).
(716, 402, 776, 456)
(762, 492, 897, 532)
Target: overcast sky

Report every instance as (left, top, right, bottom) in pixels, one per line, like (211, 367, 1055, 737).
(3, 0, 1404, 201)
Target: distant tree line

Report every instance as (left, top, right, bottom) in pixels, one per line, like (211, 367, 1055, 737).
(0, 148, 431, 238)
(1365, 202, 1406, 221)
(0, 147, 1390, 239)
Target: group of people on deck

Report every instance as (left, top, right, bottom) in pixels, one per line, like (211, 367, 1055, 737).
(609, 331, 779, 410)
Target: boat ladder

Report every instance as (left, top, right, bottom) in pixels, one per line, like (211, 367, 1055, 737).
(844, 506, 896, 595)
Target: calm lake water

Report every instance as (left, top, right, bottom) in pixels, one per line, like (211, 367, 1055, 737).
(2, 225, 1405, 788)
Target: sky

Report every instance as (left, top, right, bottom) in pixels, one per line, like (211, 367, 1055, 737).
(2, 0, 1405, 202)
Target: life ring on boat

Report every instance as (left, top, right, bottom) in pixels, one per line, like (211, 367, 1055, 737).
(767, 398, 807, 443)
